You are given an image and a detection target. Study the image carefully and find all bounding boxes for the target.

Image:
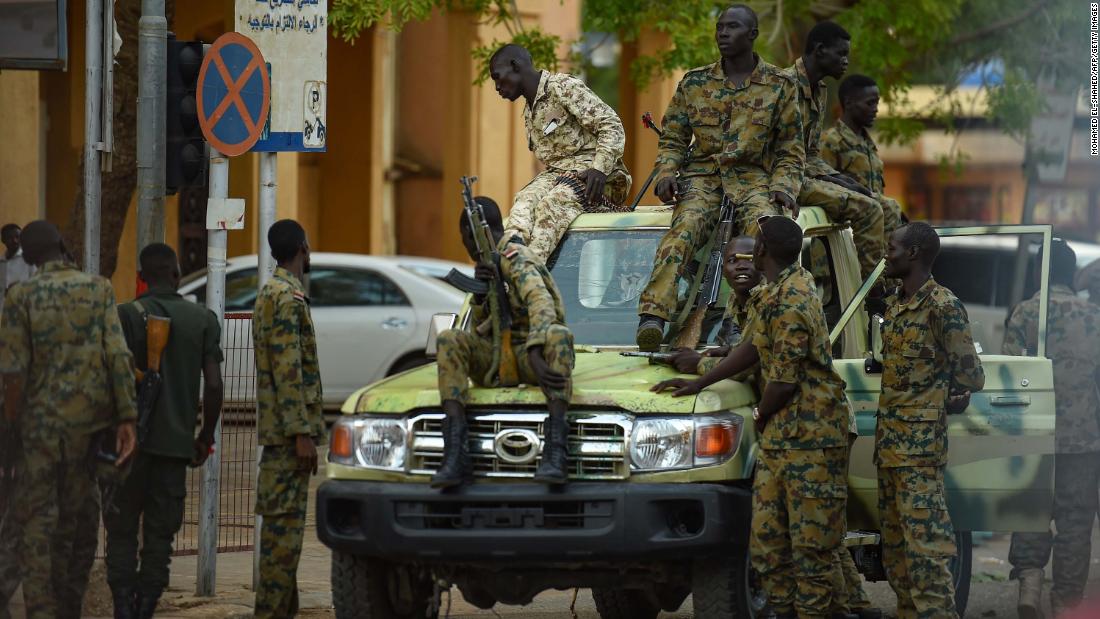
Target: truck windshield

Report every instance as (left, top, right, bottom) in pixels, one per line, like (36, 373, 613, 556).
(547, 229, 666, 346)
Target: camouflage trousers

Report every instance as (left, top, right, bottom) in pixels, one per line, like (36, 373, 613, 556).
(10, 432, 102, 619)
(505, 170, 631, 262)
(437, 325, 575, 403)
(879, 466, 958, 619)
(255, 445, 312, 619)
(1008, 450, 1100, 610)
(638, 176, 781, 320)
(104, 451, 189, 596)
(751, 447, 848, 618)
(836, 546, 873, 612)
(799, 177, 884, 281)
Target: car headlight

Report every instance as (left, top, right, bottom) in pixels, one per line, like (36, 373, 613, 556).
(329, 417, 407, 471)
(629, 413, 742, 471)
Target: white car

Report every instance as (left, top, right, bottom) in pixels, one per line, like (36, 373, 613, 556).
(178, 253, 470, 409)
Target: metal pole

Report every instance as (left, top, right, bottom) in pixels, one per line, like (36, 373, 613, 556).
(82, 0, 104, 274)
(136, 0, 167, 252)
(197, 149, 229, 597)
(258, 152, 278, 286)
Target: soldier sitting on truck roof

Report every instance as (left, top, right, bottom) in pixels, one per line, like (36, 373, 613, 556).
(433, 197, 576, 488)
(487, 44, 632, 263)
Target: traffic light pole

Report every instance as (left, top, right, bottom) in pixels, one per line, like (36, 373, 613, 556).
(82, 0, 104, 274)
(137, 0, 167, 254)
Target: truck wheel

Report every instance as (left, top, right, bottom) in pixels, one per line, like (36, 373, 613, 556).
(592, 588, 661, 619)
(331, 551, 438, 619)
(692, 552, 766, 618)
(950, 531, 973, 617)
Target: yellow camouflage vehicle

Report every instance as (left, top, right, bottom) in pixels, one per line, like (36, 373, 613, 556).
(317, 206, 1057, 618)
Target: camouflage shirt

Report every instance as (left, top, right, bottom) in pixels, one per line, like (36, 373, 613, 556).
(0, 260, 136, 440)
(253, 267, 324, 446)
(525, 71, 629, 179)
(783, 58, 842, 180)
(1003, 284, 1100, 454)
(655, 56, 804, 200)
(471, 236, 567, 350)
(876, 277, 985, 467)
(698, 289, 761, 376)
(750, 264, 849, 450)
(820, 119, 885, 195)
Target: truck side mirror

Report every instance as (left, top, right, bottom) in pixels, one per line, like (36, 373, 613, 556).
(865, 314, 884, 374)
(425, 313, 458, 358)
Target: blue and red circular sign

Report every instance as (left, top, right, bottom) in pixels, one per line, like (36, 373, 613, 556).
(197, 33, 270, 157)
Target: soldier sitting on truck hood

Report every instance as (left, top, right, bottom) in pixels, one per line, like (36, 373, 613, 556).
(433, 197, 576, 488)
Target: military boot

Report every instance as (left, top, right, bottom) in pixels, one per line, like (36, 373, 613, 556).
(110, 587, 136, 619)
(534, 401, 569, 485)
(1017, 567, 1045, 619)
(636, 315, 665, 352)
(135, 592, 160, 619)
(430, 401, 471, 489)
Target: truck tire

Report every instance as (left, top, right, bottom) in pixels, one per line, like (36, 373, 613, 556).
(692, 552, 766, 618)
(951, 531, 973, 618)
(331, 551, 438, 619)
(592, 588, 661, 619)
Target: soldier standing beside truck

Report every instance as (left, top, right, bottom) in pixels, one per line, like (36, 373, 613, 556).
(434, 196, 575, 488)
(107, 243, 224, 619)
(1005, 241, 1100, 619)
(635, 4, 804, 351)
(654, 215, 852, 618)
(876, 222, 985, 619)
(252, 219, 326, 619)
(487, 44, 631, 262)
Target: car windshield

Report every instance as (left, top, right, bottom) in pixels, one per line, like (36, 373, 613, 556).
(548, 229, 666, 346)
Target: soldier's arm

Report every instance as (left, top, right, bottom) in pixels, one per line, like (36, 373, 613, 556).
(555, 77, 626, 175)
(654, 80, 693, 179)
(102, 284, 138, 423)
(768, 81, 806, 201)
(200, 310, 225, 444)
(508, 253, 559, 350)
(938, 298, 986, 393)
(269, 291, 312, 437)
(819, 129, 847, 177)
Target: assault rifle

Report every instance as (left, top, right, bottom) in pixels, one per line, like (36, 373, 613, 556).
(628, 112, 664, 210)
(619, 351, 675, 366)
(672, 195, 735, 348)
(135, 313, 171, 445)
(443, 176, 518, 386)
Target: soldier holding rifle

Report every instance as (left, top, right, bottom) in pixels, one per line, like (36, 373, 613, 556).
(435, 185, 575, 488)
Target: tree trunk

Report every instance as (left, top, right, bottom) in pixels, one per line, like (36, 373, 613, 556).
(64, 0, 175, 277)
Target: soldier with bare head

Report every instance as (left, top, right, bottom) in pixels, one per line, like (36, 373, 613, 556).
(488, 44, 631, 262)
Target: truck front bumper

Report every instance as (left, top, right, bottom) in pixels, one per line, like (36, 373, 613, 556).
(316, 481, 751, 562)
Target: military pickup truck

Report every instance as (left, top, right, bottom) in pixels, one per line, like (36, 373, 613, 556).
(316, 206, 1057, 618)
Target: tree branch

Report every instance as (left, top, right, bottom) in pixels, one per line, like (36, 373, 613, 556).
(948, 0, 1048, 47)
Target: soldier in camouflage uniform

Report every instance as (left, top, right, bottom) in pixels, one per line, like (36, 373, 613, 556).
(0, 221, 137, 619)
(1004, 241, 1100, 619)
(821, 74, 905, 241)
(433, 197, 575, 487)
(877, 222, 985, 619)
(784, 22, 884, 283)
(1074, 258, 1100, 304)
(655, 216, 851, 618)
(252, 219, 326, 619)
(635, 4, 804, 351)
(488, 44, 631, 262)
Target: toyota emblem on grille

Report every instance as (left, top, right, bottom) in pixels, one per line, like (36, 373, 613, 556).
(493, 429, 541, 465)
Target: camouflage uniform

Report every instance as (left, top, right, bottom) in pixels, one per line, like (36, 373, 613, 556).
(504, 71, 631, 262)
(0, 260, 137, 619)
(638, 56, 804, 321)
(785, 59, 884, 281)
(876, 278, 985, 619)
(748, 264, 851, 617)
(438, 236, 574, 402)
(820, 120, 904, 238)
(696, 288, 760, 376)
(252, 266, 325, 619)
(1004, 285, 1100, 611)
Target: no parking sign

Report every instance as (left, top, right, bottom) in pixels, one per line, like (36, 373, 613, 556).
(196, 32, 271, 157)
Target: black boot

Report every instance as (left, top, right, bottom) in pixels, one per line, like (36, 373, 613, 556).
(431, 401, 470, 489)
(135, 592, 160, 619)
(534, 402, 569, 485)
(636, 314, 665, 352)
(111, 587, 136, 619)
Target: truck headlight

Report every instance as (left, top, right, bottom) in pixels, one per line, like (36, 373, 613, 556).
(629, 413, 742, 471)
(329, 417, 407, 471)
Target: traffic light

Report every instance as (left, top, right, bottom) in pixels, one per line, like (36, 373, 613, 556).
(166, 35, 206, 195)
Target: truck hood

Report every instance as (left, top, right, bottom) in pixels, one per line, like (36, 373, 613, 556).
(345, 351, 756, 415)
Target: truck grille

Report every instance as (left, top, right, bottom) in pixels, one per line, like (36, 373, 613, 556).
(409, 412, 631, 480)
